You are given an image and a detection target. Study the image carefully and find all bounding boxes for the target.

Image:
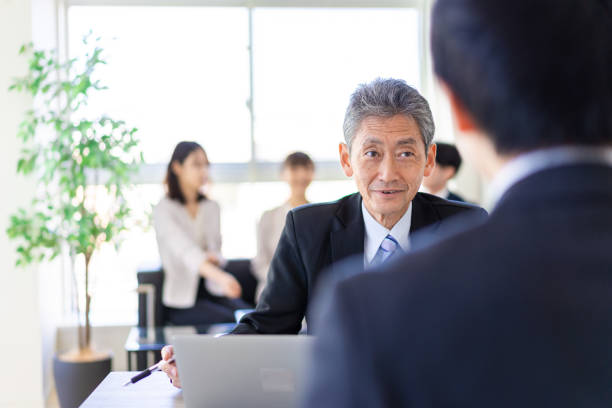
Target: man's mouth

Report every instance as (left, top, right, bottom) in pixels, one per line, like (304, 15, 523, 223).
(373, 189, 405, 195)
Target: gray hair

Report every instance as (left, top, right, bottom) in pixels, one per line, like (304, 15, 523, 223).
(343, 78, 435, 152)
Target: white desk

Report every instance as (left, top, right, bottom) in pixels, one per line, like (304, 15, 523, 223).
(81, 372, 183, 407)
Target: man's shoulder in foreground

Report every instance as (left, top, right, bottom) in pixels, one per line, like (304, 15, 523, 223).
(320, 218, 494, 333)
(307, 204, 612, 406)
(410, 192, 487, 239)
(339, 220, 491, 313)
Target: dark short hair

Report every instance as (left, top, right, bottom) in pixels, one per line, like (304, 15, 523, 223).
(431, 0, 612, 154)
(165, 141, 208, 204)
(283, 151, 314, 170)
(435, 142, 462, 172)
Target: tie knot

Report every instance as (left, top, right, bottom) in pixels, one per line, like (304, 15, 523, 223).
(380, 234, 399, 253)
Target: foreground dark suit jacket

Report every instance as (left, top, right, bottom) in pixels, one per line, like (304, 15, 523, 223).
(304, 164, 612, 407)
(232, 192, 486, 334)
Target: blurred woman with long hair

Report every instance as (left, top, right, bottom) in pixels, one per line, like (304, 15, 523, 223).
(153, 141, 249, 325)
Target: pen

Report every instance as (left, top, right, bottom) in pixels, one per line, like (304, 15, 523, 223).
(123, 357, 175, 387)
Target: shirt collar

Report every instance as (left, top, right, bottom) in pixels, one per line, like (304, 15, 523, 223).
(421, 186, 450, 200)
(440, 187, 450, 200)
(362, 201, 412, 265)
(486, 146, 612, 209)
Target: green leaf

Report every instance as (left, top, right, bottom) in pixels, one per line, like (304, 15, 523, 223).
(8, 39, 143, 275)
(16, 158, 25, 173)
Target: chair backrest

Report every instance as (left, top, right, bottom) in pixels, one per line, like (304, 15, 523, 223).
(136, 259, 257, 327)
(224, 258, 257, 306)
(137, 267, 165, 327)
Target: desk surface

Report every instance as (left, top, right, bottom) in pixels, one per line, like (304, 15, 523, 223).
(81, 372, 183, 408)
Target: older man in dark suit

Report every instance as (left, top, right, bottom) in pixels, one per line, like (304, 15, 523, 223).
(159, 79, 485, 387)
(232, 79, 485, 335)
(303, 0, 612, 407)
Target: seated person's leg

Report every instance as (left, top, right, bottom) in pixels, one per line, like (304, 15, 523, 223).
(165, 299, 236, 325)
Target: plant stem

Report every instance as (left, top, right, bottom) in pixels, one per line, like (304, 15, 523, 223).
(71, 247, 85, 351)
(84, 251, 92, 351)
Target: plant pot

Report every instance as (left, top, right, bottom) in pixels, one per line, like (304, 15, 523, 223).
(53, 352, 112, 408)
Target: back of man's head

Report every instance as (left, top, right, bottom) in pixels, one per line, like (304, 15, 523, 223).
(435, 142, 462, 172)
(431, 0, 612, 154)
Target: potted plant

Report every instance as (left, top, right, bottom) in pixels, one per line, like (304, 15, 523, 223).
(6, 40, 143, 407)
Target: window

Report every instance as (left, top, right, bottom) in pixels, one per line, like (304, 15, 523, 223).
(68, 5, 421, 166)
(252, 8, 420, 161)
(65, 2, 425, 325)
(68, 6, 251, 163)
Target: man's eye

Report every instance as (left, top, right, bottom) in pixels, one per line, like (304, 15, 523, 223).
(399, 151, 415, 158)
(365, 151, 378, 157)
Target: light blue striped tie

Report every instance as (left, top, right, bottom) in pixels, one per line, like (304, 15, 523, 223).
(371, 234, 399, 267)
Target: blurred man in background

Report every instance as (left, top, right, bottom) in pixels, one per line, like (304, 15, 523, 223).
(422, 142, 465, 201)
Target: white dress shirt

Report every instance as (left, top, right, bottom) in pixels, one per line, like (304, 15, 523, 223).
(486, 146, 612, 209)
(362, 201, 412, 267)
(153, 196, 224, 308)
(252, 202, 292, 300)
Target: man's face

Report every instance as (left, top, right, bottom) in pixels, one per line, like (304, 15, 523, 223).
(422, 163, 455, 193)
(340, 114, 436, 228)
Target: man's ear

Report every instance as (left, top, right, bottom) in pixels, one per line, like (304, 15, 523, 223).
(339, 143, 353, 177)
(441, 82, 478, 133)
(423, 143, 436, 177)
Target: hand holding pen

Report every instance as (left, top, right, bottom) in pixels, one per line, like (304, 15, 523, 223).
(123, 345, 181, 388)
(160, 345, 182, 388)
(123, 356, 175, 386)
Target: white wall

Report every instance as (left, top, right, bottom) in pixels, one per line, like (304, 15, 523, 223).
(0, 0, 63, 406)
(0, 0, 45, 406)
(31, 0, 66, 402)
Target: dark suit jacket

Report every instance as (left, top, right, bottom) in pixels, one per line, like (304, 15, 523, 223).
(304, 164, 612, 407)
(447, 190, 465, 202)
(232, 192, 486, 334)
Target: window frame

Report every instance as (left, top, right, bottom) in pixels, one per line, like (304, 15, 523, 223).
(60, 0, 432, 183)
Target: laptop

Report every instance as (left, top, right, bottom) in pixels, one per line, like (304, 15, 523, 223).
(173, 334, 314, 408)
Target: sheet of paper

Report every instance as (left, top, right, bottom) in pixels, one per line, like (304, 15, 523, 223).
(81, 372, 183, 408)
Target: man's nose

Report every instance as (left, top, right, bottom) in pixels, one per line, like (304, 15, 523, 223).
(378, 155, 398, 182)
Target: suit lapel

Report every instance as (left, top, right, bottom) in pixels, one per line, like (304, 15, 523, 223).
(327, 193, 442, 273)
(410, 193, 441, 234)
(330, 194, 365, 264)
